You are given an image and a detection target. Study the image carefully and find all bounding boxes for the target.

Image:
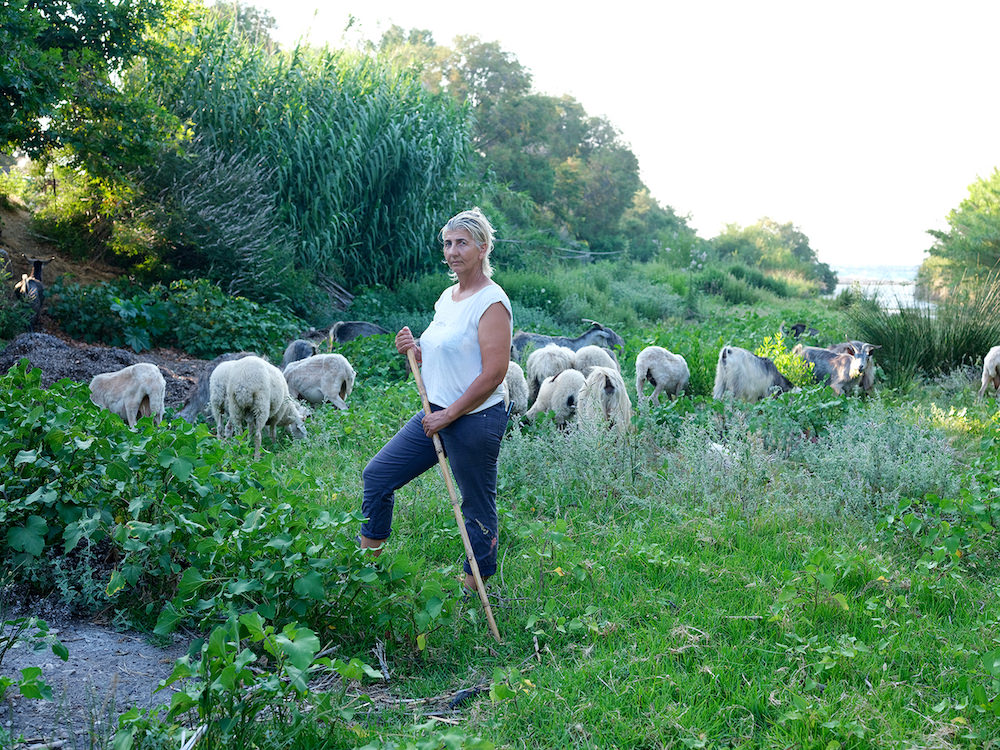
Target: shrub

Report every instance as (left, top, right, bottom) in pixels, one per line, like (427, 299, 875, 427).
(792, 400, 961, 522)
(47, 278, 304, 358)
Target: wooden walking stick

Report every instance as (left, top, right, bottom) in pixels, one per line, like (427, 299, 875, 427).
(406, 349, 502, 643)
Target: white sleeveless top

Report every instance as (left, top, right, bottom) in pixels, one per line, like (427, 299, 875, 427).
(419, 283, 513, 411)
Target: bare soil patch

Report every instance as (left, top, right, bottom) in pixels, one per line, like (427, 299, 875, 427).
(1, 202, 203, 748)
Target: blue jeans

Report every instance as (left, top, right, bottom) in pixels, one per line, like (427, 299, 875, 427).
(360, 401, 508, 578)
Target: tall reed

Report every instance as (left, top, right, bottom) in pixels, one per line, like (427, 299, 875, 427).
(138, 16, 470, 293)
(847, 272, 1000, 385)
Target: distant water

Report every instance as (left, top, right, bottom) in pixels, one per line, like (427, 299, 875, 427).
(827, 263, 928, 309)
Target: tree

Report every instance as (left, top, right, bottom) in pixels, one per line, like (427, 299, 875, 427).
(711, 218, 836, 293)
(0, 0, 184, 158)
(920, 168, 1000, 294)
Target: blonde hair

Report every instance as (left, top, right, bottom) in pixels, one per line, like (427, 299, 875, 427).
(440, 207, 496, 279)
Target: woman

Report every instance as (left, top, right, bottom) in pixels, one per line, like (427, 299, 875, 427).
(359, 208, 513, 594)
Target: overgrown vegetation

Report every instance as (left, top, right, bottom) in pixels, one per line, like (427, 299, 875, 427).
(46, 277, 304, 358)
(3, 281, 1000, 746)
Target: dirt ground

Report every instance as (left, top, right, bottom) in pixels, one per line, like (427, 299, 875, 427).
(1, 201, 205, 747)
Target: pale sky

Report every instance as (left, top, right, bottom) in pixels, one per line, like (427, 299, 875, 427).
(249, 0, 1000, 268)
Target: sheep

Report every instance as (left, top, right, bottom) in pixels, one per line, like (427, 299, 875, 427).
(280, 339, 318, 370)
(793, 341, 880, 395)
(635, 345, 690, 404)
(208, 358, 240, 437)
(573, 344, 619, 377)
(89, 362, 166, 427)
(511, 321, 625, 361)
(977, 345, 1000, 401)
(13, 255, 53, 331)
(178, 351, 257, 424)
(523, 369, 586, 427)
(713, 345, 793, 402)
(577, 365, 633, 433)
(282, 353, 356, 410)
(525, 343, 577, 404)
(503, 360, 529, 415)
(217, 355, 307, 460)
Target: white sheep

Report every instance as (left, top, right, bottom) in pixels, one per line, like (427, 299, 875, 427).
(89, 363, 166, 428)
(573, 344, 619, 377)
(282, 353, 356, 410)
(635, 346, 689, 404)
(219, 356, 307, 460)
(503, 360, 529, 415)
(713, 345, 793, 403)
(525, 343, 576, 405)
(577, 365, 633, 433)
(524, 368, 586, 427)
(977, 345, 1000, 400)
(208, 358, 240, 437)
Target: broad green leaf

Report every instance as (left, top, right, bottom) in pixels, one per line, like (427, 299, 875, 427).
(293, 570, 325, 600)
(7, 515, 48, 556)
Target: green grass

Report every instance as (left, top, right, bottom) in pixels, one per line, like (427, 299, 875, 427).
(4, 285, 1000, 749)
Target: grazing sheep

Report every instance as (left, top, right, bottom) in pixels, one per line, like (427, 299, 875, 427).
(794, 341, 880, 395)
(503, 360, 529, 415)
(525, 343, 577, 404)
(283, 353, 356, 410)
(573, 344, 619, 377)
(511, 321, 625, 361)
(13, 255, 53, 331)
(523, 369, 586, 427)
(219, 356, 307, 460)
(577, 365, 633, 433)
(178, 351, 256, 424)
(89, 362, 166, 427)
(208, 358, 241, 437)
(635, 346, 690, 404)
(280, 339, 318, 370)
(977, 345, 1000, 401)
(713, 345, 793, 402)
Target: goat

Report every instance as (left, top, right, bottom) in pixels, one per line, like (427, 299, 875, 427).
(794, 341, 880, 395)
(713, 345, 793, 402)
(280, 339, 318, 370)
(13, 255, 54, 331)
(329, 320, 390, 343)
(511, 321, 625, 361)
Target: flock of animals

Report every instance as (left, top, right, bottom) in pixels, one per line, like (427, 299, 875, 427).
(78, 315, 1000, 458)
(503, 322, 888, 434)
(6, 245, 996, 457)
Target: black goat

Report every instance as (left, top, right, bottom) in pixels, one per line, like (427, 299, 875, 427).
(13, 255, 54, 330)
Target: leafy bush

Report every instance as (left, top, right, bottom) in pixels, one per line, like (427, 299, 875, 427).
(47, 277, 304, 357)
(728, 263, 791, 297)
(0, 262, 31, 339)
(693, 267, 761, 305)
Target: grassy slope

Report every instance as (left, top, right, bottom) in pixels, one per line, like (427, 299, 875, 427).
(264, 308, 1000, 749)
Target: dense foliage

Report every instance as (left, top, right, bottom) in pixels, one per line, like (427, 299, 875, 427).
(919, 168, 1000, 298)
(46, 277, 304, 358)
(0, 0, 182, 159)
